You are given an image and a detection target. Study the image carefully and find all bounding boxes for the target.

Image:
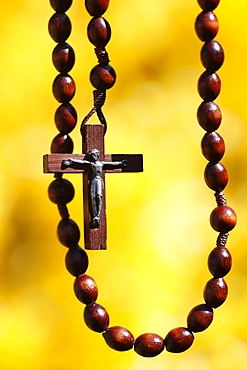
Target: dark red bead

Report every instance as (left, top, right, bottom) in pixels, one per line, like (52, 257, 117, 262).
(197, 101, 222, 131)
(50, 133, 74, 153)
(52, 42, 75, 73)
(203, 277, 228, 308)
(52, 74, 76, 103)
(187, 304, 213, 332)
(48, 13, 72, 42)
(208, 246, 232, 277)
(55, 103, 77, 134)
(134, 333, 164, 357)
(198, 71, 221, 101)
(201, 40, 224, 72)
(201, 131, 225, 162)
(195, 11, 219, 42)
(103, 326, 135, 351)
(50, 0, 73, 12)
(164, 327, 194, 353)
(57, 218, 80, 248)
(84, 303, 109, 332)
(204, 162, 228, 191)
(48, 178, 74, 204)
(74, 274, 98, 304)
(90, 64, 116, 90)
(85, 0, 109, 16)
(210, 205, 237, 232)
(65, 245, 89, 276)
(87, 17, 111, 47)
(197, 0, 220, 11)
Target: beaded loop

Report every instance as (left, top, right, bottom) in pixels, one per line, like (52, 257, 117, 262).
(45, 0, 236, 357)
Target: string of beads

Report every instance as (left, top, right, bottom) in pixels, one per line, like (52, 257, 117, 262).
(46, 0, 237, 357)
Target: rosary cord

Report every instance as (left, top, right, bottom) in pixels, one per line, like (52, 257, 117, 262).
(46, 0, 237, 359)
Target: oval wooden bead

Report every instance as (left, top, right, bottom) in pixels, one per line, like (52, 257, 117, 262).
(74, 274, 98, 304)
(195, 11, 219, 42)
(103, 326, 135, 351)
(50, 133, 74, 153)
(65, 245, 89, 276)
(134, 333, 164, 357)
(197, 0, 220, 11)
(55, 103, 77, 134)
(87, 17, 111, 47)
(208, 246, 232, 277)
(164, 327, 194, 353)
(198, 71, 221, 101)
(210, 205, 237, 232)
(57, 218, 80, 248)
(48, 178, 74, 204)
(201, 40, 224, 72)
(187, 304, 213, 332)
(197, 101, 222, 132)
(50, 0, 73, 12)
(85, 0, 109, 16)
(203, 277, 228, 308)
(52, 42, 75, 73)
(201, 131, 225, 163)
(84, 303, 109, 332)
(90, 64, 116, 90)
(48, 13, 72, 43)
(52, 74, 76, 103)
(204, 162, 228, 191)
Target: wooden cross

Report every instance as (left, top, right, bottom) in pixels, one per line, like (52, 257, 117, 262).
(43, 124, 143, 250)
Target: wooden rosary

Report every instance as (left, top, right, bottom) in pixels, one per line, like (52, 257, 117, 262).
(43, 0, 237, 357)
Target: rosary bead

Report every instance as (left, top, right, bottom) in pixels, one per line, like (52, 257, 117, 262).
(201, 40, 224, 72)
(57, 218, 80, 248)
(84, 303, 109, 332)
(87, 17, 111, 47)
(103, 326, 135, 351)
(52, 42, 75, 73)
(203, 277, 228, 308)
(164, 327, 194, 353)
(197, 101, 222, 132)
(208, 246, 232, 277)
(65, 245, 89, 276)
(210, 205, 237, 232)
(74, 274, 98, 304)
(48, 13, 72, 43)
(48, 177, 74, 204)
(187, 304, 213, 332)
(50, 0, 73, 12)
(198, 71, 221, 101)
(85, 0, 109, 17)
(52, 74, 76, 103)
(204, 162, 228, 192)
(55, 103, 77, 134)
(134, 333, 164, 357)
(197, 0, 220, 11)
(201, 131, 225, 163)
(90, 64, 116, 90)
(195, 11, 219, 42)
(51, 133, 74, 153)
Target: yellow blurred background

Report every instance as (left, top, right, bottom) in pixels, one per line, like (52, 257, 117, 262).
(1, 1, 247, 369)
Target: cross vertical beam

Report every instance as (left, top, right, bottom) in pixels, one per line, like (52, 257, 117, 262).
(82, 124, 106, 250)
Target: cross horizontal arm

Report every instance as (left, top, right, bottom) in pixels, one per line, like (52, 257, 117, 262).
(43, 153, 143, 174)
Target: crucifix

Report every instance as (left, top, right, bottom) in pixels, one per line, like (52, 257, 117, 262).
(43, 123, 143, 250)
